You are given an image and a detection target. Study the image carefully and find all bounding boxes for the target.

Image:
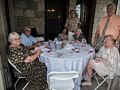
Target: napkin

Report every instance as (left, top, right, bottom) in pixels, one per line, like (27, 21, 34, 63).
(35, 46, 50, 53)
(41, 48, 50, 52)
(64, 43, 74, 50)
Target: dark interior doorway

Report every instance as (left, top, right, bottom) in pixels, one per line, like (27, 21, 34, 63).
(77, 0, 96, 43)
(45, 0, 67, 41)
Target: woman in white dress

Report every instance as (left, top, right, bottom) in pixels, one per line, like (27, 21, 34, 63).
(82, 34, 120, 86)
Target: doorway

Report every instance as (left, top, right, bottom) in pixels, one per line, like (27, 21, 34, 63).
(77, 0, 96, 43)
(45, 0, 67, 41)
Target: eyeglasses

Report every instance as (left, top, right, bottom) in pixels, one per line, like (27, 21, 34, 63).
(13, 38, 20, 41)
(25, 30, 31, 32)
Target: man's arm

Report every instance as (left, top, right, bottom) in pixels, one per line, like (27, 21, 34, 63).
(116, 30, 120, 42)
(93, 29, 99, 47)
(64, 19, 69, 29)
(26, 41, 41, 50)
(24, 49, 42, 62)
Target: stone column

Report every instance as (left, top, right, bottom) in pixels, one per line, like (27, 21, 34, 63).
(66, 0, 77, 18)
(35, 0, 45, 34)
(8, 0, 15, 32)
(0, 0, 7, 89)
(69, 0, 77, 11)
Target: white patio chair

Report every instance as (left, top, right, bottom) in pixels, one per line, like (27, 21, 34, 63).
(34, 37, 44, 41)
(8, 58, 30, 90)
(47, 71, 80, 90)
(94, 71, 115, 90)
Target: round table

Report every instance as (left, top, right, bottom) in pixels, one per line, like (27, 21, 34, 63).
(40, 43, 95, 90)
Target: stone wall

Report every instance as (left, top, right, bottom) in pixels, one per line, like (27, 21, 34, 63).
(13, 0, 45, 34)
(67, 0, 77, 17)
(10, 0, 118, 42)
(13, 0, 77, 34)
(69, 0, 77, 11)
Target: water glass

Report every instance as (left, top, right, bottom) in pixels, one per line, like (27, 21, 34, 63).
(82, 39, 87, 44)
(51, 42, 55, 50)
(115, 42, 119, 49)
(48, 40, 52, 49)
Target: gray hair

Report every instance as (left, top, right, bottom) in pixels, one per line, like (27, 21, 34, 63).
(23, 26, 31, 32)
(8, 32, 19, 43)
(104, 34, 115, 44)
(107, 3, 116, 10)
(70, 10, 76, 14)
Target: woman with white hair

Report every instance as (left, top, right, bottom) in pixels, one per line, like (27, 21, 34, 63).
(82, 34, 120, 86)
(8, 32, 48, 90)
(73, 28, 85, 43)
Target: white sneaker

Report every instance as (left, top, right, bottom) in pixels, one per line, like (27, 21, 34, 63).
(81, 82, 92, 86)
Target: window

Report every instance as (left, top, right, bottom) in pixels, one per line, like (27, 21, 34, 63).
(76, 4, 81, 18)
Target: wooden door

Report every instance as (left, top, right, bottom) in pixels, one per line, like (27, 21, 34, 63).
(45, 0, 67, 41)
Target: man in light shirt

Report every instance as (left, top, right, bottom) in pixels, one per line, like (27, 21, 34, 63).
(20, 26, 41, 50)
(93, 3, 120, 51)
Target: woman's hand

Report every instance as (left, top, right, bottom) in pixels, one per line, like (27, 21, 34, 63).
(24, 56, 32, 62)
(95, 56, 103, 63)
(35, 42, 41, 47)
(24, 49, 43, 63)
(35, 49, 43, 55)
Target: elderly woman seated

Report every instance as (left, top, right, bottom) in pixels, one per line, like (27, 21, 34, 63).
(73, 28, 85, 43)
(81, 34, 120, 86)
(8, 32, 48, 90)
(58, 28, 68, 41)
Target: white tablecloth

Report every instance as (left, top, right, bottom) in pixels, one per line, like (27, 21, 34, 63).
(40, 43, 94, 90)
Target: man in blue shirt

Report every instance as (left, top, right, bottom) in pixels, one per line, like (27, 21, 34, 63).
(20, 26, 41, 50)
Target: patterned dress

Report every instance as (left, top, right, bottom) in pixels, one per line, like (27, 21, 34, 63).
(91, 46, 120, 76)
(8, 47, 48, 90)
(65, 18, 80, 32)
(65, 18, 80, 41)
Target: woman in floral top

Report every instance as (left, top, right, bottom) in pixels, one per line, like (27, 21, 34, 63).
(8, 32, 48, 90)
(65, 10, 81, 41)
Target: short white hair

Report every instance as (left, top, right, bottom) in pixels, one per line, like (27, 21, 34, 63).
(23, 26, 31, 32)
(8, 32, 19, 43)
(107, 3, 116, 10)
